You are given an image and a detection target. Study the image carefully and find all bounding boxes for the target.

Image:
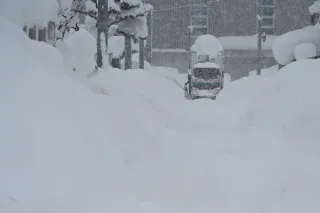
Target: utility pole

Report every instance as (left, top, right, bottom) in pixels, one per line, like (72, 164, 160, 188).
(96, 0, 108, 68)
(146, 7, 152, 63)
(104, 0, 109, 60)
(188, 26, 193, 71)
(125, 36, 132, 70)
(139, 38, 145, 69)
(139, 0, 146, 69)
(257, 14, 262, 76)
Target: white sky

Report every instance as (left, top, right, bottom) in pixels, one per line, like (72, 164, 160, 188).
(0, 0, 72, 25)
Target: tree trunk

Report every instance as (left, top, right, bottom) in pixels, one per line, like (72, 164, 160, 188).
(96, 29, 103, 68)
(125, 36, 132, 70)
(96, 0, 108, 68)
(103, 0, 108, 65)
(146, 11, 152, 63)
(104, 30, 109, 65)
(139, 39, 144, 69)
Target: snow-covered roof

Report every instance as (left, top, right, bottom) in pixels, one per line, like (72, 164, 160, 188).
(191, 35, 224, 60)
(272, 26, 320, 65)
(193, 62, 219, 69)
(218, 35, 278, 50)
(309, 0, 320, 15)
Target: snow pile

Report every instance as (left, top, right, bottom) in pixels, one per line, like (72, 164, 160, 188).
(2, 15, 320, 213)
(224, 72, 232, 85)
(309, 0, 320, 14)
(191, 34, 224, 60)
(55, 27, 99, 75)
(272, 26, 320, 65)
(219, 35, 278, 50)
(58, 28, 96, 57)
(294, 42, 317, 60)
(0, 16, 129, 213)
(248, 65, 279, 77)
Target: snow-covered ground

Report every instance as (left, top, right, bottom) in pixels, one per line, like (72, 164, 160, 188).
(1, 16, 320, 213)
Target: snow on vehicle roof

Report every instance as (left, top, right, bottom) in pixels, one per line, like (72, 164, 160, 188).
(272, 26, 320, 65)
(191, 35, 224, 60)
(194, 62, 220, 69)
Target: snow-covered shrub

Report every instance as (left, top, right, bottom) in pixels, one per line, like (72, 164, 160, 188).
(272, 26, 320, 65)
(309, 0, 320, 15)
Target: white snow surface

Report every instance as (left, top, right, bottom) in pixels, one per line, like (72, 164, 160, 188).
(219, 35, 278, 50)
(191, 34, 224, 60)
(309, 0, 320, 14)
(249, 65, 279, 77)
(2, 16, 320, 213)
(294, 42, 317, 60)
(272, 25, 320, 65)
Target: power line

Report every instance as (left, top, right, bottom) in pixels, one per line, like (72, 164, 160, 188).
(151, 0, 220, 12)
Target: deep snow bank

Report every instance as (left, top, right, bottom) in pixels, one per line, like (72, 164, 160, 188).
(0, 16, 167, 213)
(218, 59, 320, 143)
(2, 16, 320, 213)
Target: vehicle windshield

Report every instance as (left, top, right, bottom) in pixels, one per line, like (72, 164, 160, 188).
(193, 68, 221, 80)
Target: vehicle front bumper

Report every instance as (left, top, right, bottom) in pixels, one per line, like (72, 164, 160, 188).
(191, 87, 221, 98)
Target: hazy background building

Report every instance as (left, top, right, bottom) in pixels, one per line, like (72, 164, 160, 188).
(149, 0, 314, 79)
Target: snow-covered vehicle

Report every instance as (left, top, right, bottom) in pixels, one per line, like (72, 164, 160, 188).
(184, 35, 225, 100)
(184, 54, 224, 100)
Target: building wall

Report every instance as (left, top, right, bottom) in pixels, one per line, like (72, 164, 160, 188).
(208, 0, 257, 37)
(275, 0, 314, 34)
(151, 0, 190, 49)
(150, 0, 314, 49)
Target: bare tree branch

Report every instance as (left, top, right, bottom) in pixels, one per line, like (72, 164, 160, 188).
(71, 9, 98, 20)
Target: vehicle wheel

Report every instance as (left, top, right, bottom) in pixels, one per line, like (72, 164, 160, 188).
(211, 96, 216, 100)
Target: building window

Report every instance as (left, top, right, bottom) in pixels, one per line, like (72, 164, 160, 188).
(190, 0, 208, 43)
(260, 0, 275, 34)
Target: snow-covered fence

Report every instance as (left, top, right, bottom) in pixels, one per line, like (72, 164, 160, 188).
(23, 21, 56, 45)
